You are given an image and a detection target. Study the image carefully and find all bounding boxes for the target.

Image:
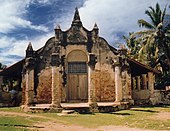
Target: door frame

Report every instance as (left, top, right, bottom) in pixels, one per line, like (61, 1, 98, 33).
(67, 61, 88, 102)
(66, 50, 88, 103)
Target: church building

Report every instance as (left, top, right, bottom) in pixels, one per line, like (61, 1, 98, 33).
(0, 8, 159, 112)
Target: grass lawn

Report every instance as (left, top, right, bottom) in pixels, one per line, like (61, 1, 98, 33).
(0, 105, 169, 131)
(0, 116, 43, 131)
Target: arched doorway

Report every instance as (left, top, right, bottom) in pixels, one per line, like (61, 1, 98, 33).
(67, 50, 88, 102)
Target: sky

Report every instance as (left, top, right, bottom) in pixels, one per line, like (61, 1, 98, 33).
(0, 0, 169, 66)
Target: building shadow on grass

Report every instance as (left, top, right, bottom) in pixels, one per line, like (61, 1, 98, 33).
(0, 124, 44, 129)
(130, 109, 158, 113)
(111, 112, 133, 116)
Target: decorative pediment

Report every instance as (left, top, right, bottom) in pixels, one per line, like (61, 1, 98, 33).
(67, 27, 88, 43)
(66, 8, 88, 44)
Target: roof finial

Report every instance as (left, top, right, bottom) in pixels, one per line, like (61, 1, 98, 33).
(93, 23, 99, 30)
(26, 42, 33, 51)
(72, 7, 82, 26)
(26, 42, 34, 58)
(55, 24, 61, 30)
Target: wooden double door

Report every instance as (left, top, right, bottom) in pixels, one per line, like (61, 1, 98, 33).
(67, 62, 88, 102)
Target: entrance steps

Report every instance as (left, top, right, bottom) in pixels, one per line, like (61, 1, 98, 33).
(57, 110, 76, 116)
(25, 102, 130, 113)
(61, 110, 75, 114)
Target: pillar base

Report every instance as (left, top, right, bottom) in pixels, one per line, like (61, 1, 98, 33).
(49, 107, 63, 113)
(20, 105, 31, 112)
(50, 103, 62, 108)
(114, 100, 122, 104)
(50, 103, 62, 112)
(123, 99, 134, 105)
(128, 99, 134, 105)
(89, 102, 99, 113)
(149, 97, 157, 106)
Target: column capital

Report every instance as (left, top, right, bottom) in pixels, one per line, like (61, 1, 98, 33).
(51, 53, 60, 67)
(88, 53, 97, 68)
(113, 56, 121, 67)
(25, 57, 35, 69)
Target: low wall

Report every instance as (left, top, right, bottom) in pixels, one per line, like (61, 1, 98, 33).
(132, 89, 150, 100)
(132, 89, 170, 105)
(132, 89, 150, 105)
(159, 90, 170, 104)
(0, 91, 22, 107)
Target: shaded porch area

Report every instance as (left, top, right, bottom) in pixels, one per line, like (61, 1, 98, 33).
(128, 58, 160, 105)
(0, 60, 24, 107)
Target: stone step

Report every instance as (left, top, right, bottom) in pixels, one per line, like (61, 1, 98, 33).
(61, 110, 75, 114)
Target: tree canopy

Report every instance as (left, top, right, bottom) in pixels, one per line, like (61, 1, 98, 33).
(124, 3, 170, 88)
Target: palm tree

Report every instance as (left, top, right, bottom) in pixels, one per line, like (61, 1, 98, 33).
(0, 63, 6, 70)
(125, 3, 170, 87)
(138, 3, 166, 29)
(131, 3, 169, 68)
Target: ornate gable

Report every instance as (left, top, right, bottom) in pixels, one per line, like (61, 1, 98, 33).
(66, 8, 88, 44)
(67, 26, 88, 43)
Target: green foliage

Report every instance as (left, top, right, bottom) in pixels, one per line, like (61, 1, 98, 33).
(124, 3, 170, 88)
(138, 3, 166, 29)
(123, 33, 141, 59)
(0, 63, 6, 70)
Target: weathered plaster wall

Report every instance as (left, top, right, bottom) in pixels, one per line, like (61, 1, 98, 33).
(90, 37, 116, 102)
(37, 67, 52, 103)
(94, 70, 115, 102)
(95, 64, 115, 102)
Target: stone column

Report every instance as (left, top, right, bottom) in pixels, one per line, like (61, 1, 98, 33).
(88, 53, 98, 112)
(148, 72, 154, 97)
(24, 43, 36, 111)
(88, 66, 95, 103)
(142, 74, 147, 90)
(114, 56, 123, 102)
(0, 76, 2, 104)
(136, 76, 141, 90)
(132, 77, 136, 90)
(25, 69, 34, 106)
(51, 66, 61, 108)
(21, 74, 26, 106)
(0, 76, 3, 94)
(50, 53, 62, 112)
(122, 70, 133, 104)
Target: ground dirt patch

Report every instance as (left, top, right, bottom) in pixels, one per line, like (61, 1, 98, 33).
(151, 112, 170, 120)
(36, 121, 165, 131)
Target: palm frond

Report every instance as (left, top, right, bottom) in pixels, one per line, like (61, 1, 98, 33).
(138, 19, 155, 29)
(156, 3, 161, 14)
(161, 6, 166, 23)
(134, 30, 154, 36)
(145, 10, 156, 25)
(148, 6, 156, 15)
